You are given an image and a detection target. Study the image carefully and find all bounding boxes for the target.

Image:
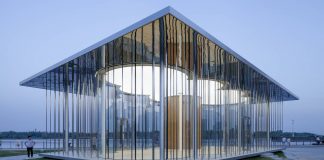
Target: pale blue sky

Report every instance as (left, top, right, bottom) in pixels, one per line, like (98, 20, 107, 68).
(0, 0, 323, 134)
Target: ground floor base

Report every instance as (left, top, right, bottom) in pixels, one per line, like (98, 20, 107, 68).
(39, 148, 284, 160)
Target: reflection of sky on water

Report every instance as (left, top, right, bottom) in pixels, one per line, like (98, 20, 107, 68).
(283, 146, 324, 160)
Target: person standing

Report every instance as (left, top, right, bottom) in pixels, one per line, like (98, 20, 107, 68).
(25, 136, 36, 158)
(316, 136, 321, 145)
(282, 137, 286, 146)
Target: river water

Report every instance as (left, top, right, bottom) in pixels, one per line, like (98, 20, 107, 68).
(0, 139, 63, 149)
(283, 146, 324, 160)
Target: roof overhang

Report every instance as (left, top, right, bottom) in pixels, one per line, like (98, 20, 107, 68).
(20, 6, 298, 100)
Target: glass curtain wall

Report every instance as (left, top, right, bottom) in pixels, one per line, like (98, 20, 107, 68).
(41, 14, 284, 159)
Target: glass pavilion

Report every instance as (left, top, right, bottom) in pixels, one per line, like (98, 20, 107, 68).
(20, 7, 298, 160)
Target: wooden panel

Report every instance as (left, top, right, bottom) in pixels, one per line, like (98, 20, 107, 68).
(166, 95, 201, 150)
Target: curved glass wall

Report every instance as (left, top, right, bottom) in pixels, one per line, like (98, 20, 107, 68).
(24, 14, 289, 159)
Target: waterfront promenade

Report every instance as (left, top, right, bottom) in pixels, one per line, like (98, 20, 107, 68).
(1, 145, 324, 160)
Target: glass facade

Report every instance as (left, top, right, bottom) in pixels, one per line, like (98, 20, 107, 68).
(21, 10, 297, 160)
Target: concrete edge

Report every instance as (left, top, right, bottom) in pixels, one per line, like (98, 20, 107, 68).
(39, 148, 285, 160)
(39, 153, 88, 160)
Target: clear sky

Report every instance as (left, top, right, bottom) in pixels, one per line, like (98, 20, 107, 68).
(1, 0, 323, 134)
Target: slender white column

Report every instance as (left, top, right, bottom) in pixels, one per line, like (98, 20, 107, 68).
(267, 99, 270, 149)
(193, 31, 198, 159)
(99, 46, 106, 158)
(159, 17, 165, 160)
(238, 90, 242, 153)
(64, 64, 69, 153)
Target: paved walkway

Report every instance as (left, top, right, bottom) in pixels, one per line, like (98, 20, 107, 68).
(0, 154, 40, 160)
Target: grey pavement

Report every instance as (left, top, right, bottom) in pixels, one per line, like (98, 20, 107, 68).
(0, 154, 40, 160)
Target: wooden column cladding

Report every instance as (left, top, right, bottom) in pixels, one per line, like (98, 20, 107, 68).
(167, 95, 201, 150)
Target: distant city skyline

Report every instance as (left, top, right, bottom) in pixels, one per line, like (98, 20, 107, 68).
(1, 0, 324, 134)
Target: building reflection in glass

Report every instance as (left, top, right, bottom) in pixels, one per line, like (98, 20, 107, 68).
(20, 9, 297, 159)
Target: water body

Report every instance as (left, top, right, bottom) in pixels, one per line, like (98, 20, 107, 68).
(0, 139, 63, 149)
(283, 146, 324, 160)
(253, 146, 324, 160)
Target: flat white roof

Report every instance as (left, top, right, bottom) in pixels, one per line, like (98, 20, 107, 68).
(20, 6, 298, 100)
